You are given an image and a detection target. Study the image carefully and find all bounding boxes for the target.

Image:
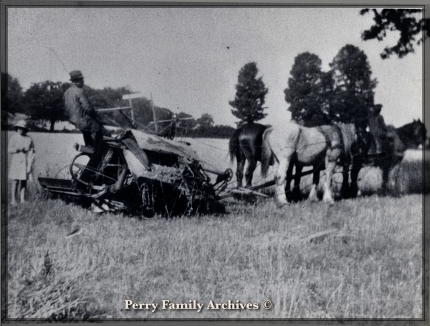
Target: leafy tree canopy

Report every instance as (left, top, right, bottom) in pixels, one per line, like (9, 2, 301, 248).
(175, 111, 197, 133)
(361, 9, 429, 59)
(85, 86, 129, 109)
(196, 113, 214, 129)
(229, 62, 268, 125)
(24, 81, 69, 131)
(284, 52, 332, 126)
(2, 73, 24, 115)
(329, 44, 377, 126)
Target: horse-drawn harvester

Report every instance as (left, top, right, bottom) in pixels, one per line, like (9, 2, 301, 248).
(38, 94, 427, 216)
(38, 119, 234, 218)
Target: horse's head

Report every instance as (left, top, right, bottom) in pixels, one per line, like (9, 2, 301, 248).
(411, 119, 427, 147)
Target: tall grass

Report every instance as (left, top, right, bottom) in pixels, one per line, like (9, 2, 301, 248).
(6, 193, 423, 320)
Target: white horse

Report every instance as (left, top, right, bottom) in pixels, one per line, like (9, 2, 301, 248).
(261, 122, 357, 207)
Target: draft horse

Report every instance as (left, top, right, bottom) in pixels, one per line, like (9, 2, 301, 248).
(260, 122, 361, 207)
(229, 123, 275, 188)
(369, 119, 427, 195)
(285, 123, 368, 202)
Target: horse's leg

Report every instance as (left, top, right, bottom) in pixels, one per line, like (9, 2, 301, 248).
(379, 159, 390, 196)
(387, 155, 403, 196)
(274, 151, 292, 208)
(285, 160, 294, 202)
(390, 163, 402, 196)
(236, 155, 245, 188)
(349, 158, 362, 198)
(381, 167, 390, 196)
(292, 164, 303, 202)
(323, 149, 337, 205)
(308, 167, 320, 202)
(245, 157, 257, 188)
(341, 157, 351, 199)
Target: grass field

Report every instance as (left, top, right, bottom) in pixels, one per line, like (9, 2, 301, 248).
(4, 132, 426, 320)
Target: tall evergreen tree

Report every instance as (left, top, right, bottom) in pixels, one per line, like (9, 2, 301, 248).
(284, 52, 333, 127)
(229, 62, 268, 125)
(329, 45, 377, 126)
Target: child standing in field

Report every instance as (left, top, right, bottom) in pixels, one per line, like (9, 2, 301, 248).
(8, 120, 35, 205)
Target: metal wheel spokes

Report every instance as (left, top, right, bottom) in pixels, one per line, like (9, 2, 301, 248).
(70, 153, 92, 186)
(70, 153, 117, 191)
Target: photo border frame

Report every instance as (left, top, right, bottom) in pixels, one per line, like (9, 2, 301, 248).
(1, 1, 428, 325)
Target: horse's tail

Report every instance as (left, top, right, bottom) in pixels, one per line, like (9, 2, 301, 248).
(228, 128, 241, 163)
(261, 127, 274, 178)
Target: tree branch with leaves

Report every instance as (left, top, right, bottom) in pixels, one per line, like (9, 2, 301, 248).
(361, 8, 429, 59)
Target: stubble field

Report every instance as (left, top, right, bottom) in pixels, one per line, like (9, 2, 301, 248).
(4, 132, 426, 320)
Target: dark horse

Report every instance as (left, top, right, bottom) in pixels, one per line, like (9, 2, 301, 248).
(368, 119, 427, 195)
(229, 123, 274, 188)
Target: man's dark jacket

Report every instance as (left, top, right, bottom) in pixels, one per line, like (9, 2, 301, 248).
(64, 84, 101, 131)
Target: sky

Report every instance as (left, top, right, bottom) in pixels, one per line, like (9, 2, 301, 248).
(7, 6, 424, 131)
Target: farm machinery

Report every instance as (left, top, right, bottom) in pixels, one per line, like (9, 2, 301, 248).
(38, 129, 233, 217)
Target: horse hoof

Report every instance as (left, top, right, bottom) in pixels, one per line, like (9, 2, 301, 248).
(274, 196, 288, 208)
(275, 201, 289, 208)
(378, 189, 388, 197)
(324, 199, 335, 205)
(323, 196, 335, 205)
(274, 200, 288, 208)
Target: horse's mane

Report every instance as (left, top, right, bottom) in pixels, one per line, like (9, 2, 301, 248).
(387, 124, 396, 132)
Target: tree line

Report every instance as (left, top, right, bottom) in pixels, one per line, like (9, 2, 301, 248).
(229, 9, 428, 127)
(229, 44, 377, 128)
(2, 74, 235, 138)
(3, 9, 426, 135)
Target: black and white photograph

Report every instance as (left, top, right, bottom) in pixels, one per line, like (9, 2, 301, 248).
(1, 1, 428, 322)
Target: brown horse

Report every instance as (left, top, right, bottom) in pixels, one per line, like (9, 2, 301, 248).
(229, 123, 275, 188)
(368, 119, 427, 195)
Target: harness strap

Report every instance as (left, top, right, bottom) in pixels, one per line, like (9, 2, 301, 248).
(317, 125, 343, 151)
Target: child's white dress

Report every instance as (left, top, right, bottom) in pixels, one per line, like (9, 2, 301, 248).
(8, 133, 35, 180)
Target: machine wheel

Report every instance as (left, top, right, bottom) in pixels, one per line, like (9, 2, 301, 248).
(69, 153, 110, 198)
(69, 153, 92, 187)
